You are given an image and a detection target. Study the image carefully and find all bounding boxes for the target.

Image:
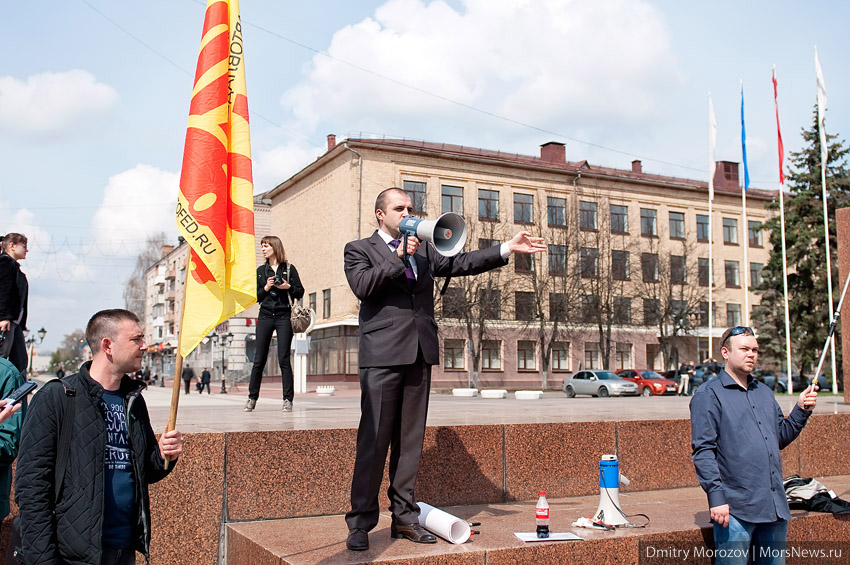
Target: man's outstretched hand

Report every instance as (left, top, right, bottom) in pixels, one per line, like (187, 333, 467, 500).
(507, 231, 546, 254)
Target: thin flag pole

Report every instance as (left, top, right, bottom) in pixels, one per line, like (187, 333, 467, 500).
(165, 266, 188, 470)
(740, 83, 751, 326)
(815, 46, 837, 392)
(708, 94, 717, 357)
(773, 66, 794, 394)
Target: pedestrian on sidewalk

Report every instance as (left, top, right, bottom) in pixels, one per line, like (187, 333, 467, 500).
(199, 367, 211, 394)
(181, 363, 195, 395)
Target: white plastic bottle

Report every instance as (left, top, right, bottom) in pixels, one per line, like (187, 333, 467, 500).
(535, 490, 550, 538)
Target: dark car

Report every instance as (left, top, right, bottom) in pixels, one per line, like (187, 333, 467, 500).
(616, 369, 679, 397)
(775, 372, 829, 393)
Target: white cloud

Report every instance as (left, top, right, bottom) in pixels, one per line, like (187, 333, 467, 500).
(281, 0, 679, 143)
(0, 70, 118, 138)
(90, 165, 179, 255)
(252, 142, 325, 194)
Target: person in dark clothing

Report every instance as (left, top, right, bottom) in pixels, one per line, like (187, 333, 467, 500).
(181, 363, 196, 394)
(15, 308, 183, 565)
(244, 236, 304, 413)
(0, 233, 30, 375)
(0, 357, 25, 523)
(200, 367, 211, 394)
(56, 366, 66, 379)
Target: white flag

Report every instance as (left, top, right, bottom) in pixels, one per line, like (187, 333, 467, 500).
(815, 46, 828, 169)
(708, 93, 717, 200)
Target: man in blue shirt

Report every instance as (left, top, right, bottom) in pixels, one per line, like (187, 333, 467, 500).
(690, 326, 818, 564)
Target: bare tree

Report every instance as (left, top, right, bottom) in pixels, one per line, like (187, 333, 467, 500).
(123, 232, 169, 320)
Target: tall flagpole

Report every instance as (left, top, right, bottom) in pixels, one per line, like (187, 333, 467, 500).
(708, 94, 717, 357)
(773, 67, 794, 394)
(815, 46, 837, 392)
(740, 83, 751, 326)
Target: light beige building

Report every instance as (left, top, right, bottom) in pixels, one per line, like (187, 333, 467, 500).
(262, 136, 774, 390)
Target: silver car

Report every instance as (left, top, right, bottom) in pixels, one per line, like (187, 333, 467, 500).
(563, 370, 639, 398)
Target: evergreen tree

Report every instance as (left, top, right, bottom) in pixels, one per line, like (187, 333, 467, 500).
(753, 107, 850, 387)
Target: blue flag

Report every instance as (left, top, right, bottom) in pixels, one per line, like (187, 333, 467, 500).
(740, 86, 750, 191)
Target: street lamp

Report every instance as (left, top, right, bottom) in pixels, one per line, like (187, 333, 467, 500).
(218, 332, 233, 393)
(26, 327, 47, 375)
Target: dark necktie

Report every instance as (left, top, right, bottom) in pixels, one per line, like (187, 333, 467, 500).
(389, 239, 416, 284)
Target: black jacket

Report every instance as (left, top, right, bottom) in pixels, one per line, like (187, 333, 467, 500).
(15, 363, 175, 564)
(0, 252, 27, 330)
(256, 262, 305, 317)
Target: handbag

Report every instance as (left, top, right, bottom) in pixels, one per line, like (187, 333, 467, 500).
(0, 329, 13, 360)
(287, 264, 312, 334)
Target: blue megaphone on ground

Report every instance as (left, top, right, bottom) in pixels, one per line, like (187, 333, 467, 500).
(398, 213, 467, 257)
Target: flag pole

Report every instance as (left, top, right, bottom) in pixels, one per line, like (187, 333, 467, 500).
(740, 83, 751, 326)
(815, 46, 837, 392)
(164, 267, 189, 470)
(773, 66, 794, 394)
(708, 94, 717, 358)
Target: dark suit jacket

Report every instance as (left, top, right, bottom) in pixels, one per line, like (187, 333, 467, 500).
(344, 231, 507, 367)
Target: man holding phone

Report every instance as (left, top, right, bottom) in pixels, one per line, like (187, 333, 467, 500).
(0, 356, 26, 523)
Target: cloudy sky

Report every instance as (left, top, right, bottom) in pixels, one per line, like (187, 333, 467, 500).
(2, 0, 848, 352)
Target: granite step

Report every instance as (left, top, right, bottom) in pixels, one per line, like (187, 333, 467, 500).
(226, 476, 850, 564)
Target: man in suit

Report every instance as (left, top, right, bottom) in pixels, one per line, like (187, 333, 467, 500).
(343, 187, 545, 551)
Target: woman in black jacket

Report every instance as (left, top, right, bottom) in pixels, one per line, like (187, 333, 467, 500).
(0, 233, 29, 375)
(244, 236, 304, 413)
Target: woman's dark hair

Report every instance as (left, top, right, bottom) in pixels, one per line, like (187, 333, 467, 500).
(261, 236, 286, 264)
(1, 233, 27, 253)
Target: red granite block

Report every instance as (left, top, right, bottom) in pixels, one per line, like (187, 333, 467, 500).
(616, 419, 696, 491)
(226, 429, 357, 521)
(799, 414, 850, 477)
(504, 422, 616, 500)
(227, 527, 283, 565)
(485, 537, 637, 565)
(148, 433, 225, 565)
(416, 425, 504, 507)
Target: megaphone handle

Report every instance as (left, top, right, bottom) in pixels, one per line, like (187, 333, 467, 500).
(402, 233, 411, 268)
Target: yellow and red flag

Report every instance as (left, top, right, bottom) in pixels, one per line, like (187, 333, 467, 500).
(177, 0, 255, 356)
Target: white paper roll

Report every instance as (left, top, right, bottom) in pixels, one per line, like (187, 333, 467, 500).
(416, 502, 471, 544)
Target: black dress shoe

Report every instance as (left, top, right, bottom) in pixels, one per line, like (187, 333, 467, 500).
(346, 528, 369, 551)
(390, 522, 437, 544)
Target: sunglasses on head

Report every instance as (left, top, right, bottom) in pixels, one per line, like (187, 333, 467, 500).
(720, 326, 754, 349)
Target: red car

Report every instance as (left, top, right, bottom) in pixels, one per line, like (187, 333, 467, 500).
(615, 369, 679, 397)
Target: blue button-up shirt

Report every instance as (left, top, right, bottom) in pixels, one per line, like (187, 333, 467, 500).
(690, 370, 811, 523)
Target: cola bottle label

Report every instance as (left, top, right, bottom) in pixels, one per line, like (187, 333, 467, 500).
(536, 508, 549, 520)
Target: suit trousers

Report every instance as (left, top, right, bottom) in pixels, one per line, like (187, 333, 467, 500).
(346, 352, 431, 531)
(248, 313, 294, 401)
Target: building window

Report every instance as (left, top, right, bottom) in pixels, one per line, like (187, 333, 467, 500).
(515, 291, 535, 321)
(514, 253, 533, 274)
(612, 250, 629, 281)
(478, 238, 499, 250)
(580, 247, 598, 278)
(403, 180, 426, 214)
(726, 303, 742, 327)
(441, 185, 463, 214)
(481, 340, 502, 370)
(646, 343, 661, 371)
(641, 253, 659, 282)
(517, 340, 537, 370)
(643, 298, 660, 325)
(672, 299, 689, 326)
(615, 343, 632, 370)
(614, 297, 631, 324)
(443, 339, 465, 370)
(750, 262, 764, 288)
(584, 342, 600, 370)
(478, 189, 499, 221)
(549, 293, 569, 322)
(547, 197, 566, 227)
(640, 208, 657, 237)
(322, 289, 331, 319)
(441, 287, 466, 318)
(698, 258, 710, 287)
(725, 260, 740, 287)
(479, 289, 501, 320)
(611, 205, 628, 234)
(548, 244, 567, 274)
(671, 255, 686, 285)
(723, 218, 738, 245)
(580, 201, 597, 231)
(697, 214, 710, 242)
(669, 211, 685, 240)
(514, 193, 533, 224)
(749, 221, 762, 247)
(581, 295, 599, 323)
(551, 342, 570, 371)
(698, 301, 709, 327)
(309, 292, 317, 312)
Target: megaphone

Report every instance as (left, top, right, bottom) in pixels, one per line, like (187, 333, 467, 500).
(591, 454, 630, 527)
(398, 213, 468, 257)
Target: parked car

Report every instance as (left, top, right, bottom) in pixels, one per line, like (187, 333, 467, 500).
(691, 363, 723, 389)
(775, 372, 829, 393)
(615, 369, 679, 397)
(563, 370, 639, 398)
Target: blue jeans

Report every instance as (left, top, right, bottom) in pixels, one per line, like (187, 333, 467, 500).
(713, 515, 787, 565)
